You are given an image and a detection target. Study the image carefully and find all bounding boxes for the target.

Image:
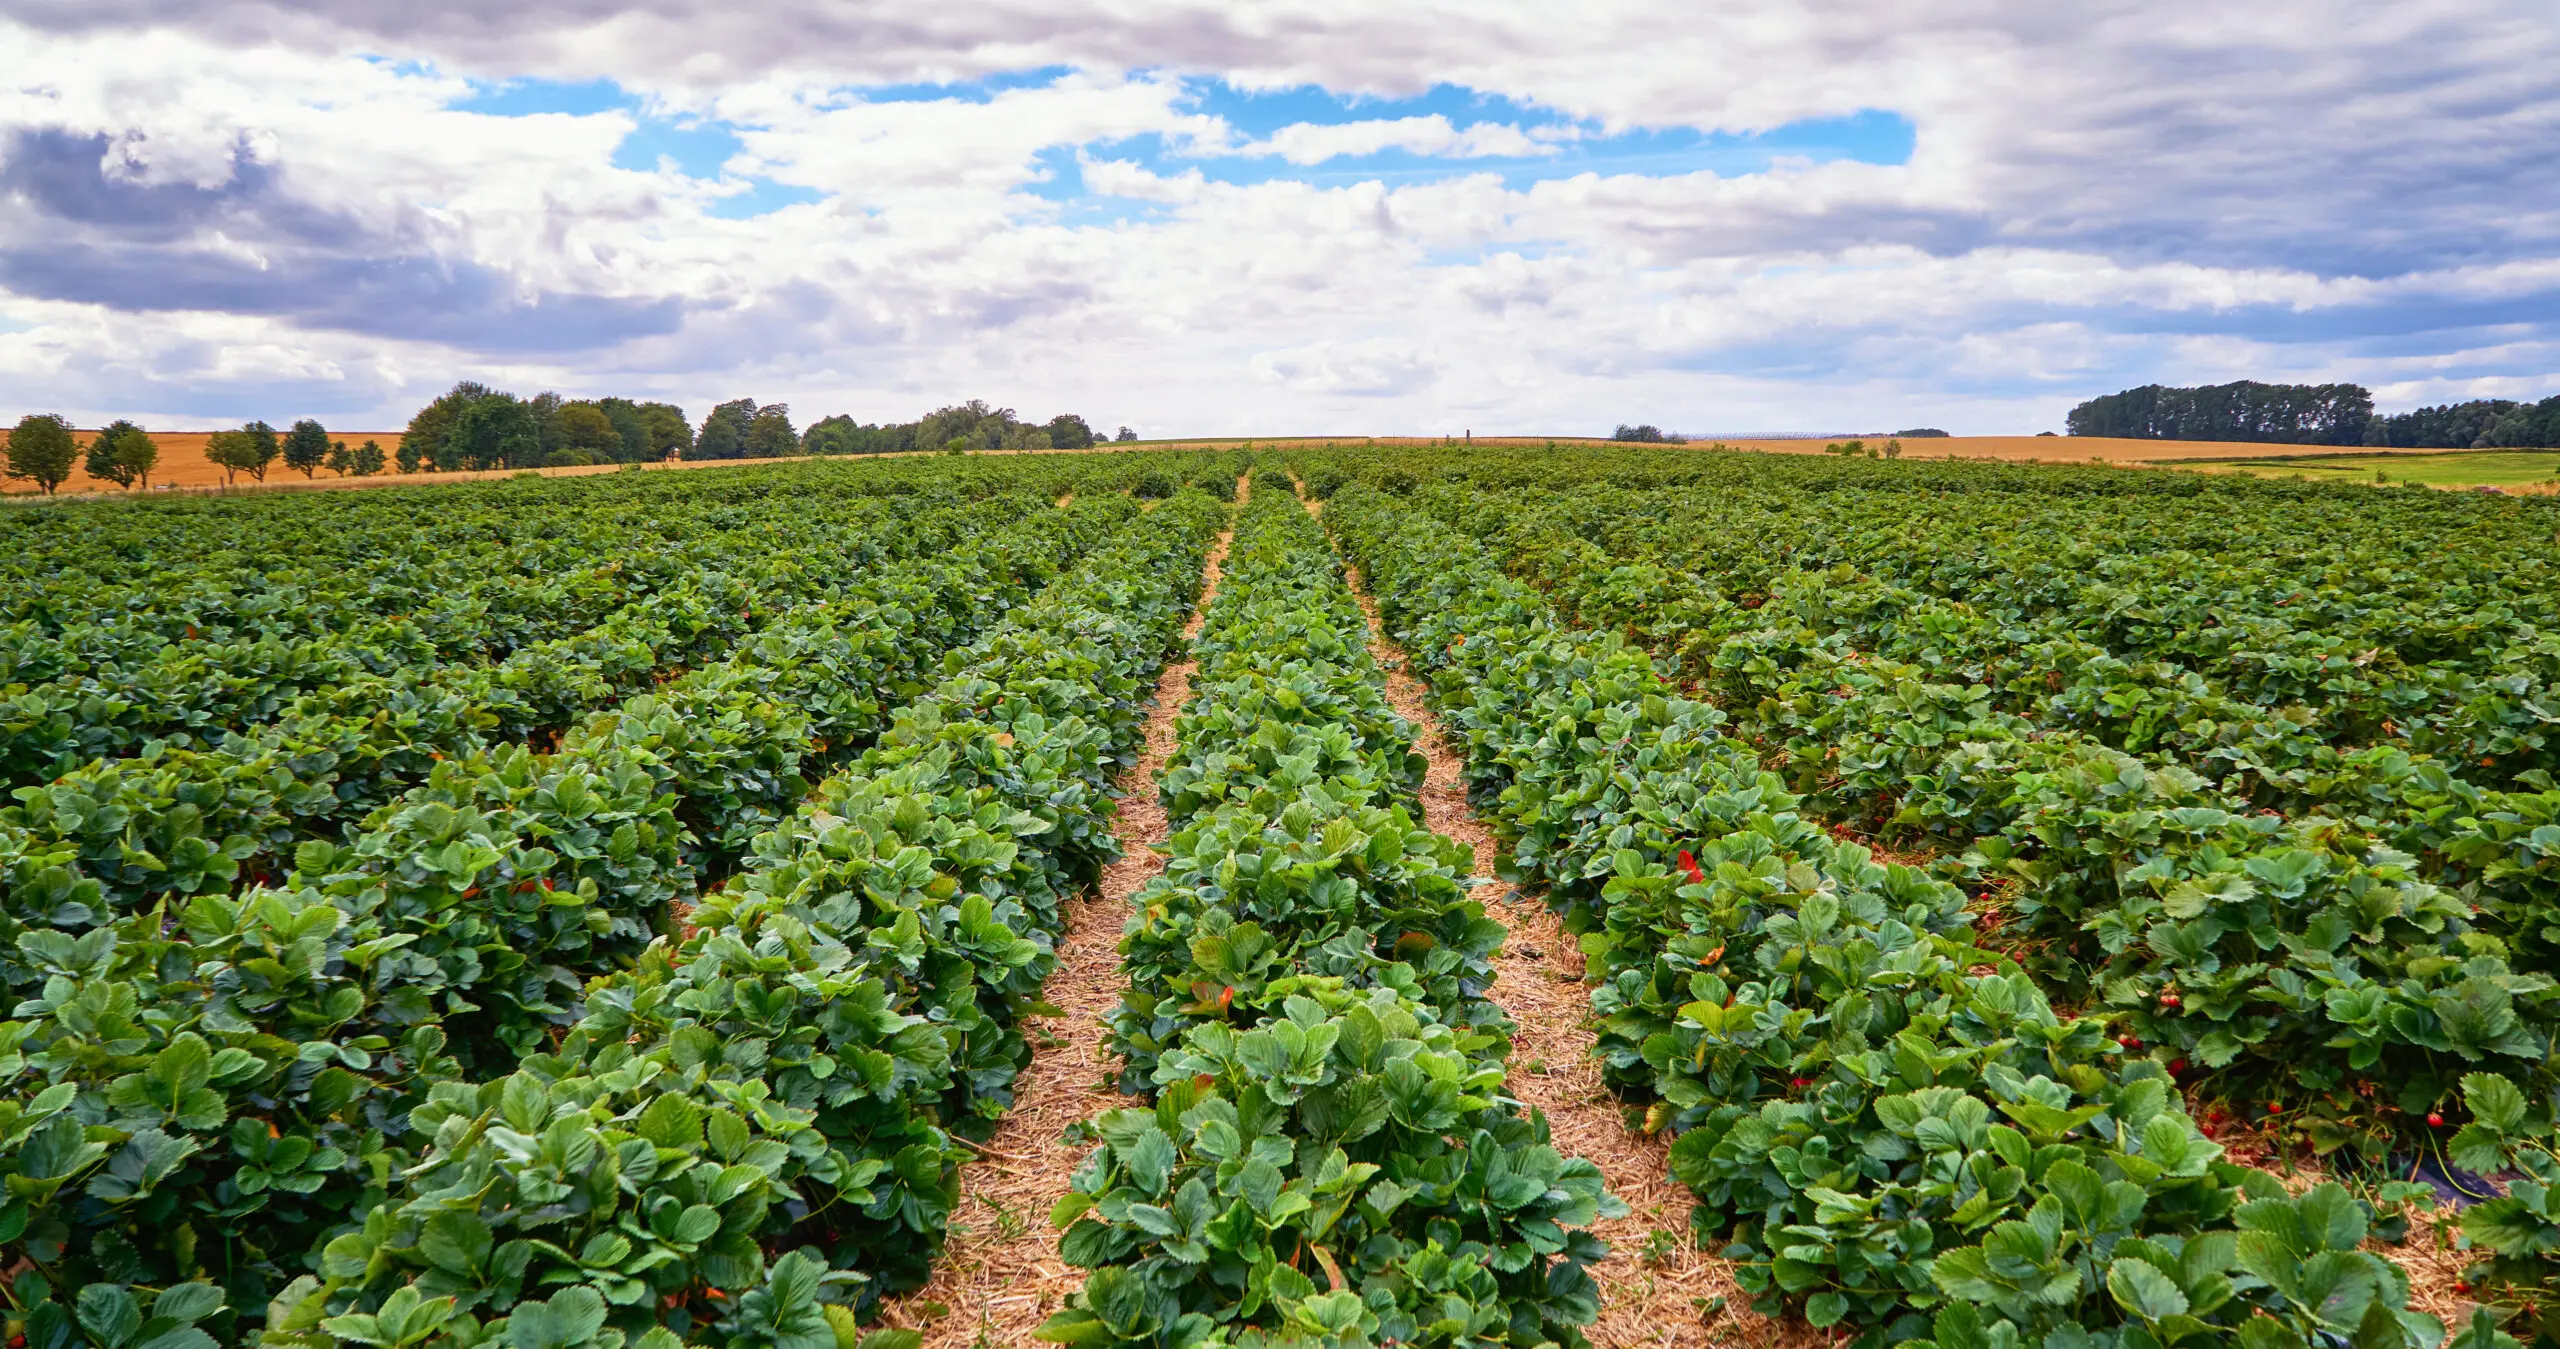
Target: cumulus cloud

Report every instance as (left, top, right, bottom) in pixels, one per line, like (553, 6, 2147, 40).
(0, 2, 2553, 432)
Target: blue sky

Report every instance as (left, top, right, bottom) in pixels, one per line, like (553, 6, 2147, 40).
(447, 71, 1917, 212)
(0, 1, 2554, 434)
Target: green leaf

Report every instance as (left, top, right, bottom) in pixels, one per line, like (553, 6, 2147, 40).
(1121, 1126, 1176, 1197)
(2461, 1072, 2528, 1133)
(421, 1210, 494, 1275)
(2108, 1257, 2190, 1322)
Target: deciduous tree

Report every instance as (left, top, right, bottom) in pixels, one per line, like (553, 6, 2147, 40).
(744, 403, 797, 458)
(85, 419, 156, 489)
(696, 399, 756, 459)
(282, 418, 331, 477)
(402, 381, 494, 470)
(642, 404, 691, 460)
(553, 402, 621, 463)
(5, 413, 77, 495)
(1044, 413, 1095, 449)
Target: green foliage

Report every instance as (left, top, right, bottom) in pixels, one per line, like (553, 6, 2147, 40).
(1047, 493, 1622, 1347)
(1316, 473, 2481, 1344)
(7, 414, 79, 495)
(2435, 1072, 2560, 1346)
(0, 456, 1238, 1342)
(83, 422, 156, 491)
(283, 421, 332, 479)
(1043, 994, 1613, 1348)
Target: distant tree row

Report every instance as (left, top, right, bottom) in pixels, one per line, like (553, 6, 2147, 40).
(803, 401, 1126, 455)
(2068, 382, 2560, 449)
(2363, 395, 2560, 449)
(404, 385, 1129, 468)
(402, 384, 690, 473)
(2066, 382, 2377, 445)
(10, 388, 1140, 496)
(5, 412, 382, 494)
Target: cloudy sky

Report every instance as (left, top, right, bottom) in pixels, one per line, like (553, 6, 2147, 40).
(1, 2, 2555, 436)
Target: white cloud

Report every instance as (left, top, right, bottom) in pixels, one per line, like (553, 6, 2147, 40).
(1253, 338, 1441, 396)
(1236, 115, 1551, 164)
(0, 2, 2553, 435)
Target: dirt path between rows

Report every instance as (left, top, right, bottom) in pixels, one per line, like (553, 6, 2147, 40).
(1311, 498, 1804, 1349)
(882, 491, 1239, 1346)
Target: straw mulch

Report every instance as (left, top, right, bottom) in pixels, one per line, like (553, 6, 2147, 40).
(878, 522, 1234, 1346)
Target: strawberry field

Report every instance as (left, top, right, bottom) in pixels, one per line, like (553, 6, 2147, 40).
(5, 446, 2560, 1348)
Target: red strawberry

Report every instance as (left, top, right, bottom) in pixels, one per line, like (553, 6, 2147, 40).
(2428, 1112, 2446, 1127)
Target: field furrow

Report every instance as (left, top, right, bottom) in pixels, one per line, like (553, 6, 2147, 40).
(884, 514, 1235, 1345)
(1331, 522, 1780, 1349)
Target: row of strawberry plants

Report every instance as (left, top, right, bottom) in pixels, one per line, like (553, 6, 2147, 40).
(1322, 481, 2451, 1349)
(0, 493, 1225, 1345)
(1039, 491, 1623, 1349)
(0, 487, 1012, 792)
(1410, 481, 2560, 1162)
(1499, 512, 2556, 843)
(0, 491, 1129, 961)
(0, 451, 1254, 792)
(0, 474, 953, 787)
(1292, 446, 2560, 789)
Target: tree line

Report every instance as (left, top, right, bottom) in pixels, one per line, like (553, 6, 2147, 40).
(2068, 381, 2560, 448)
(3, 388, 1142, 495)
(2363, 395, 2560, 449)
(402, 384, 1133, 472)
(4, 413, 389, 495)
(2065, 381, 2376, 445)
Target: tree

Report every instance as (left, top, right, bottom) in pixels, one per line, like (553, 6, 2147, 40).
(207, 421, 282, 482)
(642, 405, 691, 460)
(1044, 413, 1095, 450)
(205, 428, 258, 486)
(354, 440, 386, 476)
(595, 397, 651, 462)
(1000, 422, 1049, 451)
(402, 381, 495, 471)
(86, 420, 156, 490)
(324, 440, 354, 476)
(282, 418, 331, 477)
(1612, 424, 1668, 442)
(696, 399, 757, 460)
(1115, 426, 1137, 443)
(553, 402, 621, 463)
(744, 403, 797, 458)
(114, 423, 158, 489)
(916, 400, 1015, 453)
(803, 414, 857, 456)
(5, 413, 77, 495)
(525, 391, 565, 462)
(447, 395, 538, 470)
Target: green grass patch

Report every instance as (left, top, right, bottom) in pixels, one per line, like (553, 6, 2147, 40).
(2188, 449, 2560, 487)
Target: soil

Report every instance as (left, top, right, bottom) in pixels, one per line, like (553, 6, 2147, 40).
(879, 481, 1245, 1345)
(1315, 487, 1816, 1349)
